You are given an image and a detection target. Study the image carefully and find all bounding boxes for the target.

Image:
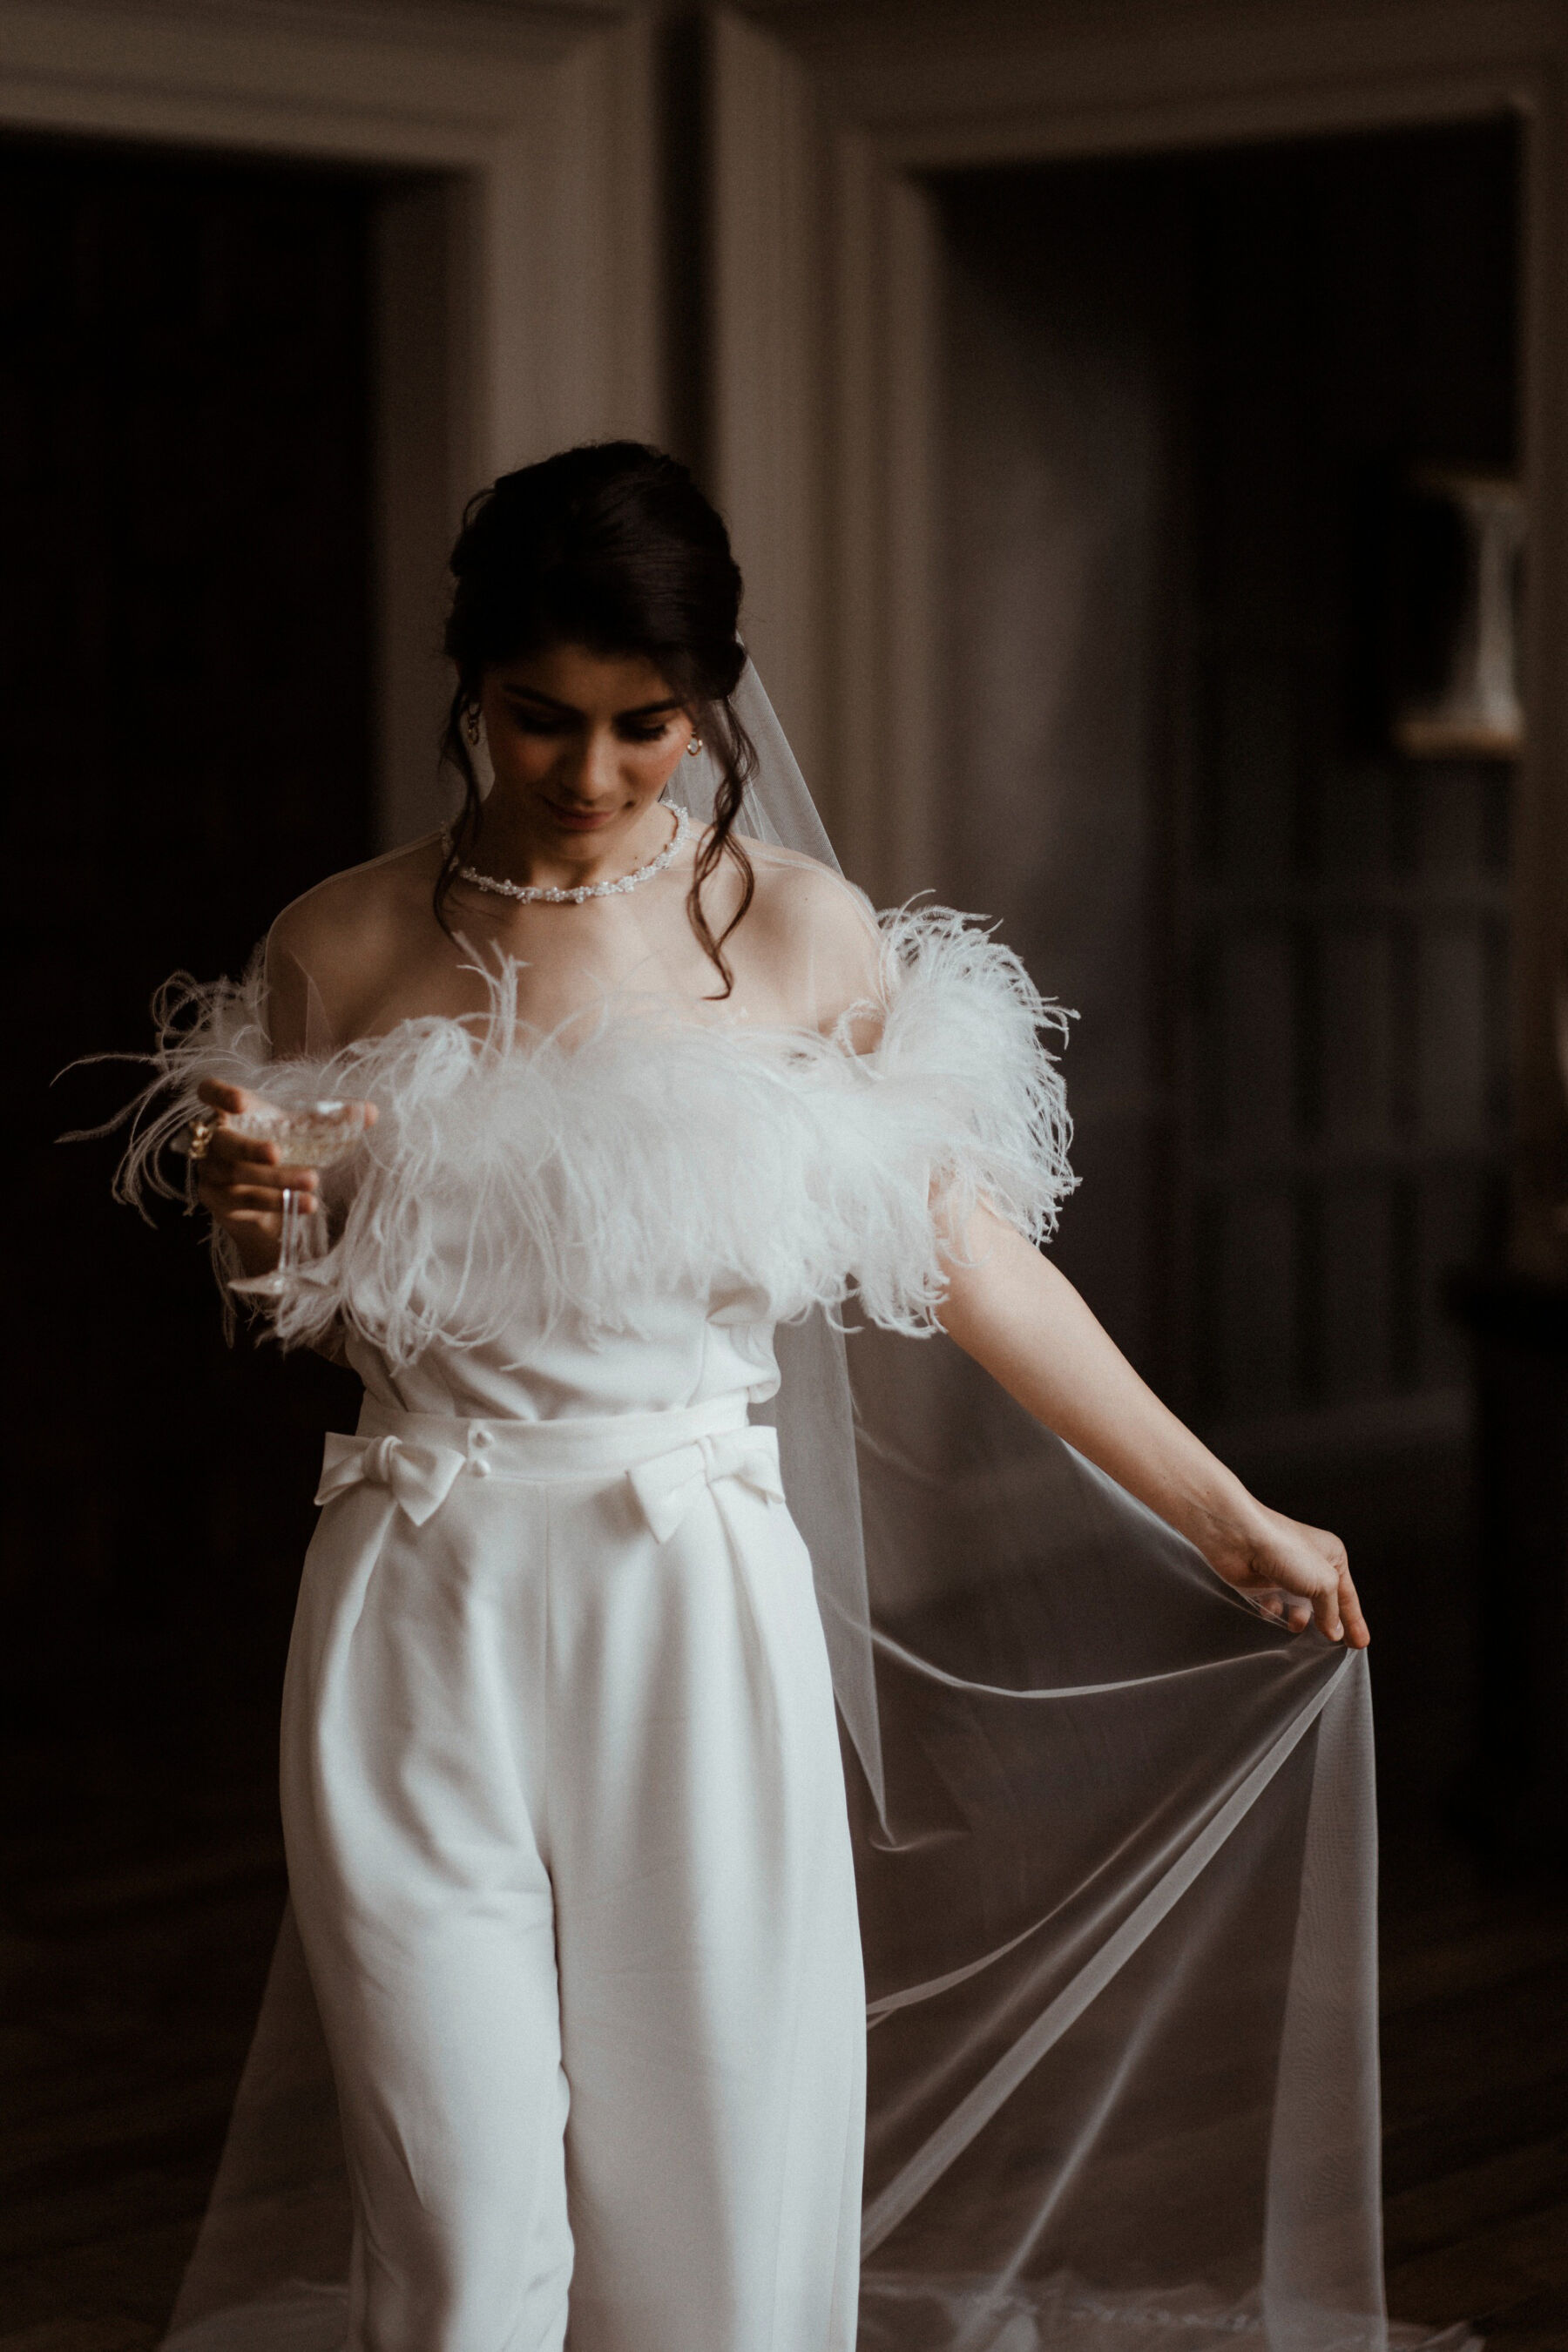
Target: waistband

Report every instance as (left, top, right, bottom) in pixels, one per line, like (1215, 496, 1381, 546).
(355, 1390, 752, 1477)
(315, 1391, 781, 1537)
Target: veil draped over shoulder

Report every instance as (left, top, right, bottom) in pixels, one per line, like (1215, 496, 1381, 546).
(159, 669, 1468, 2352)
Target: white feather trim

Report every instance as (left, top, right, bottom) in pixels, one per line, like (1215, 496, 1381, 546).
(113, 906, 1075, 1365)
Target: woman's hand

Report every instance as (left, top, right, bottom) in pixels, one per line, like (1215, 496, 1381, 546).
(192, 1079, 375, 1280)
(1191, 1497, 1369, 1647)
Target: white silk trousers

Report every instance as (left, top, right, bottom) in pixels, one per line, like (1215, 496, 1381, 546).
(280, 1394, 866, 2352)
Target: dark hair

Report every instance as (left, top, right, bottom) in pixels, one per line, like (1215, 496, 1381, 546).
(438, 442, 755, 994)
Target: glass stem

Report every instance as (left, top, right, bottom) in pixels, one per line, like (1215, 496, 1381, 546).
(278, 1185, 301, 1280)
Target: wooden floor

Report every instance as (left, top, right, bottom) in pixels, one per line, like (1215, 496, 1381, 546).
(0, 1727, 287, 2352)
(1380, 1845, 1568, 2352)
(2, 1732, 1565, 2351)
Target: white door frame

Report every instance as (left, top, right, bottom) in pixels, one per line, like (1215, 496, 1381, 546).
(712, 0, 1568, 1271)
(0, 0, 664, 845)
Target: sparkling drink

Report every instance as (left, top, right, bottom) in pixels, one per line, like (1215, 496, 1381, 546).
(226, 1098, 370, 1299)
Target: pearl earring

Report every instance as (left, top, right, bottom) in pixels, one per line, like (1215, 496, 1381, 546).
(686, 734, 703, 756)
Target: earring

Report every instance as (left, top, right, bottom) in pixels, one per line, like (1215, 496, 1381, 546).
(686, 734, 703, 756)
(464, 706, 482, 747)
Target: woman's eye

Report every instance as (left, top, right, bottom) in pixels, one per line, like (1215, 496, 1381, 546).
(509, 708, 568, 737)
(618, 723, 671, 746)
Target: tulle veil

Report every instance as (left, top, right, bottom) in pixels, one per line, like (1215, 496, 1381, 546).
(157, 667, 1472, 2352)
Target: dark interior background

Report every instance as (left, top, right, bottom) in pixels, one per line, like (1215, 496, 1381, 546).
(936, 118, 1517, 1847)
(1, 136, 375, 2328)
(1, 110, 1564, 2352)
(4, 135, 376, 1722)
(932, 121, 1566, 2342)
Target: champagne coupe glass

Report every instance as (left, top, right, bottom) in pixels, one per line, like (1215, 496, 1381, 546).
(226, 1098, 372, 1301)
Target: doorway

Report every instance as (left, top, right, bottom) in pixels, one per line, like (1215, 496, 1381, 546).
(0, 132, 381, 2333)
(4, 131, 379, 1724)
(936, 119, 1518, 1423)
(933, 118, 1520, 1823)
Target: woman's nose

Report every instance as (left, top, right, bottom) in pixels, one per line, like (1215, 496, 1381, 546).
(560, 726, 618, 801)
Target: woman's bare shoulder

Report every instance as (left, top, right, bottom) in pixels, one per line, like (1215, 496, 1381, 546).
(268, 837, 440, 965)
(265, 836, 443, 1049)
(736, 836, 879, 942)
(729, 837, 883, 1028)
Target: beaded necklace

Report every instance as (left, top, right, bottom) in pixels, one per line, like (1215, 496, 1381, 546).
(443, 803, 691, 906)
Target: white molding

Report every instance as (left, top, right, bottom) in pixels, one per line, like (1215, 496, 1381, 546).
(710, 10, 829, 800)
(708, 0, 1568, 1262)
(373, 179, 478, 855)
(0, 0, 663, 845)
(824, 138, 942, 899)
(742, 0, 1555, 143)
(708, 19, 939, 896)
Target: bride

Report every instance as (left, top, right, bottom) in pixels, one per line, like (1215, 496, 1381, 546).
(121, 443, 1392, 2352)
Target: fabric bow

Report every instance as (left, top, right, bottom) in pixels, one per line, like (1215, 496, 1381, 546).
(626, 1429, 786, 1545)
(315, 1431, 468, 1527)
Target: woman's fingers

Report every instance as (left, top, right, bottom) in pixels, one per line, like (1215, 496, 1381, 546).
(1252, 1586, 1312, 1634)
(207, 1125, 278, 1170)
(206, 1205, 280, 1233)
(1295, 1536, 1369, 1649)
(199, 1146, 323, 1225)
(201, 1135, 320, 1186)
(1286, 1558, 1366, 1648)
(196, 1078, 259, 1113)
(1223, 1508, 1369, 1647)
(207, 1146, 320, 1193)
(1336, 1565, 1371, 1650)
(206, 1176, 321, 1213)
(188, 1085, 348, 1281)
(201, 1181, 318, 1218)
(193, 1091, 367, 1285)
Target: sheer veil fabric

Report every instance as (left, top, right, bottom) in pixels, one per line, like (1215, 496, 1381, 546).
(147, 668, 1471, 2352)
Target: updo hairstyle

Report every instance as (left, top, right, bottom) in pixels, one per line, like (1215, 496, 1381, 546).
(439, 442, 756, 993)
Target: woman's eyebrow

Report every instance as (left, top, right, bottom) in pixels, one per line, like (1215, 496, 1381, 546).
(498, 687, 683, 720)
(500, 686, 580, 715)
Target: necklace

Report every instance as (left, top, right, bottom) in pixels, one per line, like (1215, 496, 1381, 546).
(443, 803, 692, 905)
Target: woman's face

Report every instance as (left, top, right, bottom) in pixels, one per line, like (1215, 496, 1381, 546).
(477, 641, 697, 855)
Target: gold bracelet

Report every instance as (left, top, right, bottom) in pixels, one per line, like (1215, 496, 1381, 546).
(186, 1114, 219, 1161)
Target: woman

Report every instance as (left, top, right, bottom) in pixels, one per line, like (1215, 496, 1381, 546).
(125, 444, 1383, 2352)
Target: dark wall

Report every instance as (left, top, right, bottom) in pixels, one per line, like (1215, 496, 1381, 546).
(939, 159, 1181, 1391)
(1, 139, 376, 1777)
(1176, 123, 1517, 1436)
(936, 118, 1520, 1835)
(939, 120, 1518, 1433)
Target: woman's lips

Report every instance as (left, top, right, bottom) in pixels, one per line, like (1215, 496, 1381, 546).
(544, 800, 617, 832)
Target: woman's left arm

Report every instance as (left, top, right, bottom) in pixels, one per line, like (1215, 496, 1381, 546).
(937, 1207, 1369, 1646)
